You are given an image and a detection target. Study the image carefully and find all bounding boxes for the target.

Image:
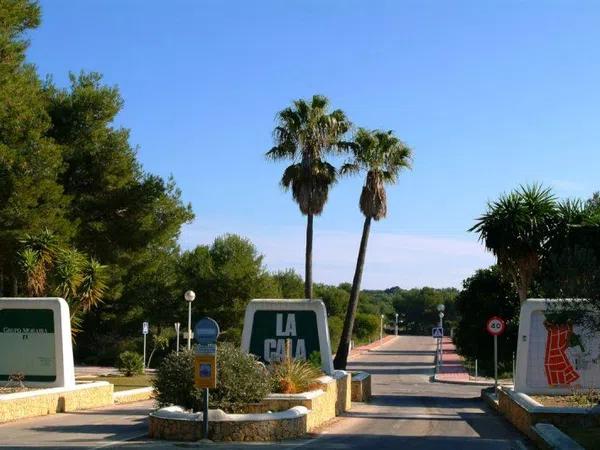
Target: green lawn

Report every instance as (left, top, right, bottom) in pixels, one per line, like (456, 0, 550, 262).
(98, 374, 154, 392)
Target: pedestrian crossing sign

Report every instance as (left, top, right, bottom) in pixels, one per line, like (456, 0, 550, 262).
(432, 327, 443, 338)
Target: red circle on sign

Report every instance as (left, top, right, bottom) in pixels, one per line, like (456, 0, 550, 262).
(486, 316, 506, 336)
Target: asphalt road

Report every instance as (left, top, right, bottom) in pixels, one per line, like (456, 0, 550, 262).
(0, 336, 529, 449)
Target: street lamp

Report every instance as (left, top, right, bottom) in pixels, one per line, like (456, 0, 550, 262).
(437, 304, 445, 366)
(437, 304, 445, 328)
(184, 290, 196, 350)
(380, 314, 384, 341)
(174, 322, 181, 354)
(395, 313, 399, 336)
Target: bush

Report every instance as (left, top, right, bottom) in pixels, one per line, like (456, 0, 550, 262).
(328, 316, 343, 350)
(269, 358, 322, 394)
(353, 313, 379, 342)
(153, 343, 270, 412)
(117, 351, 144, 376)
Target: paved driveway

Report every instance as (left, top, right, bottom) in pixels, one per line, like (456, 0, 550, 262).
(0, 336, 529, 449)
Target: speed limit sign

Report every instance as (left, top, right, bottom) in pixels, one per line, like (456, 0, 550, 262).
(486, 316, 506, 336)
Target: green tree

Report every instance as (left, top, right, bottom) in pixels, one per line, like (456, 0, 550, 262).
(0, 0, 72, 295)
(178, 234, 280, 343)
(266, 95, 351, 299)
(469, 184, 558, 303)
(273, 269, 304, 298)
(454, 267, 520, 375)
(334, 129, 412, 369)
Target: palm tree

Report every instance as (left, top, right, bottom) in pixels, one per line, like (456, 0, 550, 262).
(267, 95, 351, 299)
(18, 230, 107, 335)
(469, 184, 557, 303)
(334, 129, 412, 369)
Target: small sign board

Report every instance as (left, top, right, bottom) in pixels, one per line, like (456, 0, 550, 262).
(194, 318, 220, 344)
(196, 343, 217, 355)
(142, 321, 149, 335)
(486, 316, 506, 336)
(432, 327, 443, 338)
(194, 355, 217, 389)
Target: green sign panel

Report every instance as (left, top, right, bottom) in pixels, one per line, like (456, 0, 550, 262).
(0, 308, 56, 382)
(249, 310, 319, 363)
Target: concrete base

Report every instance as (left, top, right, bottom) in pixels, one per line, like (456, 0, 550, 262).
(351, 372, 371, 402)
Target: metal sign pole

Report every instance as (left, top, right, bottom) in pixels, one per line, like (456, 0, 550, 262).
(494, 334, 498, 392)
(174, 322, 181, 354)
(203, 388, 209, 438)
(143, 332, 146, 370)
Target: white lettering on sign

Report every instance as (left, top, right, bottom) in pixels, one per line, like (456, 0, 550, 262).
(295, 339, 306, 359)
(263, 338, 307, 362)
(275, 313, 297, 337)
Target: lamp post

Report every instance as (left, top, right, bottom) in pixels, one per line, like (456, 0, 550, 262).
(174, 322, 181, 354)
(437, 304, 445, 366)
(395, 313, 399, 336)
(184, 290, 196, 350)
(380, 314, 384, 341)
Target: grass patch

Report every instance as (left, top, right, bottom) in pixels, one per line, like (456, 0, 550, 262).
(98, 374, 154, 392)
(560, 426, 600, 449)
(532, 390, 600, 408)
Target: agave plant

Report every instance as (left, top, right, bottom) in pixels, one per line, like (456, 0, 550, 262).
(269, 357, 322, 394)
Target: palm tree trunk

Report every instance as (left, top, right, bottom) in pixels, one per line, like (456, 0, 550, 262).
(305, 213, 313, 299)
(334, 216, 372, 370)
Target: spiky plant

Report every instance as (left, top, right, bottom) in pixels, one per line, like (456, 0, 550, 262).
(469, 184, 558, 303)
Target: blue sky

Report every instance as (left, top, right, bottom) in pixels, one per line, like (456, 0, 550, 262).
(28, 1, 600, 288)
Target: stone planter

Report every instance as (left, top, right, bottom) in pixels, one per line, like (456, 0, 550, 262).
(148, 406, 308, 441)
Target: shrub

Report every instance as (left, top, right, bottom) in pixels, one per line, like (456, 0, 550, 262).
(117, 351, 144, 376)
(153, 343, 270, 412)
(328, 316, 343, 349)
(353, 313, 379, 342)
(269, 358, 322, 394)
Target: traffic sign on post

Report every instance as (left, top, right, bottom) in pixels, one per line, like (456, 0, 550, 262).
(486, 316, 506, 392)
(432, 327, 444, 339)
(486, 316, 506, 336)
(142, 322, 149, 335)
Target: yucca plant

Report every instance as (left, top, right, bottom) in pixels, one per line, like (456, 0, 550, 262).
(269, 357, 322, 394)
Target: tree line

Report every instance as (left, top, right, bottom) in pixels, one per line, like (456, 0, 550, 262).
(2, 2, 451, 367)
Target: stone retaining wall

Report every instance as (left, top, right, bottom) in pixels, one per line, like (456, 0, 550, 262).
(0, 382, 113, 423)
(148, 406, 308, 441)
(351, 372, 371, 402)
(496, 387, 599, 440)
(113, 387, 154, 404)
(149, 371, 353, 441)
(238, 370, 351, 432)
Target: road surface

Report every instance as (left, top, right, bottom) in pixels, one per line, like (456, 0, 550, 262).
(0, 336, 529, 449)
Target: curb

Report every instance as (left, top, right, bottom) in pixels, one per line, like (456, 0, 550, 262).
(531, 423, 584, 450)
(433, 373, 514, 387)
(348, 335, 398, 360)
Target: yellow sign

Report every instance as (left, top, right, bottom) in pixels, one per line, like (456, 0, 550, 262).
(194, 355, 216, 389)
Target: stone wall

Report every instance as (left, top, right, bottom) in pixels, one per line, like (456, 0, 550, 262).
(0, 382, 113, 423)
(149, 371, 353, 441)
(351, 372, 371, 402)
(497, 387, 599, 440)
(236, 371, 351, 432)
(113, 387, 154, 404)
(148, 406, 308, 441)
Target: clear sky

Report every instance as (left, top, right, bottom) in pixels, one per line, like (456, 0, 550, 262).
(27, 1, 600, 289)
